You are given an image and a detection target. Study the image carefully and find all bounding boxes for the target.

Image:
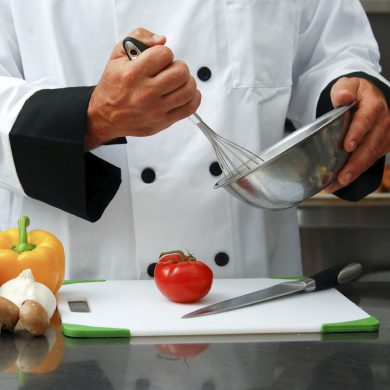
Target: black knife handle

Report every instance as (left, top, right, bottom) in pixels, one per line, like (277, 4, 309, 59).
(306, 262, 362, 291)
(123, 37, 149, 60)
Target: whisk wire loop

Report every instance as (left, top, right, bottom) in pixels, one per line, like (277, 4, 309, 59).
(189, 113, 262, 180)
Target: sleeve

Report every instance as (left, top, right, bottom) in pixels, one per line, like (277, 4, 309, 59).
(287, 0, 390, 201)
(9, 88, 123, 222)
(0, 1, 123, 222)
(288, 0, 390, 127)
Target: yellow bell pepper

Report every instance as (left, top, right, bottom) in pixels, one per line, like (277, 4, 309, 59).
(0, 216, 65, 293)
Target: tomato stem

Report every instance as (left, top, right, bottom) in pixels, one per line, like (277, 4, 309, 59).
(159, 250, 196, 263)
(186, 251, 196, 261)
(159, 250, 185, 259)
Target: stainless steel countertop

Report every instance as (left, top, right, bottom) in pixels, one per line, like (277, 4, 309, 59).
(0, 281, 389, 389)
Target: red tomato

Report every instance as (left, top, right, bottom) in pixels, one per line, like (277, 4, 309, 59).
(155, 343, 209, 358)
(154, 251, 213, 303)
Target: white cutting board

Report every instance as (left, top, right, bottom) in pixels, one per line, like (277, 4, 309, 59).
(56, 279, 377, 337)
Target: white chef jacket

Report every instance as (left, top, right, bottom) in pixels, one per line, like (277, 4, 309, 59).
(0, 0, 388, 280)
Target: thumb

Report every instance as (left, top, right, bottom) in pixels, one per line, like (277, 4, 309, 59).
(330, 77, 359, 108)
(111, 27, 166, 60)
(128, 27, 166, 47)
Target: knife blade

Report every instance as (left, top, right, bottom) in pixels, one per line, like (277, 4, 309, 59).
(182, 262, 362, 319)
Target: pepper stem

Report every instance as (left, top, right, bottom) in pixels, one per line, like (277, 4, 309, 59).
(12, 216, 36, 253)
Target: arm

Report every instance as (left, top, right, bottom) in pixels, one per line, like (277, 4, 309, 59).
(0, 0, 121, 221)
(288, 0, 390, 199)
(0, 0, 41, 196)
(85, 29, 201, 150)
(9, 86, 121, 222)
(317, 73, 389, 199)
(1, 19, 200, 221)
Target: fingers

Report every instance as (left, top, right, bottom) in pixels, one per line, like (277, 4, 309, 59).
(331, 77, 386, 152)
(157, 61, 200, 117)
(132, 45, 174, 76)
(125, 28, 169, 77)
(337, 118, 389, 187)
(331, 77, 360, 152)
(117, 44, 174, 89)
(155, 60, 191, 95)
(161, 76, 197, 110)
(344, 98, 380, 152)
(128, 27, 166, 47)
(129, 58, 196, 106)
(93, 26, 201, 141)
(331, 77, 359, 108)
(327, 78, 390, 193)
(324, 120, 384, 194)
(166, 90, 202, 124)
(110, 27, 166, 60)
(113, 27, 189, 88)
(324, 180, 343, 194)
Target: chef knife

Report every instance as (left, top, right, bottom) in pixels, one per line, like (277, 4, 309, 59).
(182, 262, 362, 319)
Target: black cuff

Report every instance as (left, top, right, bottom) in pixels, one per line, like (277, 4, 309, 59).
(103, 137, 127, 145)
(10, 87, 122, 222)
(331, 156, 385, 201)
(316, 72, 389, 201)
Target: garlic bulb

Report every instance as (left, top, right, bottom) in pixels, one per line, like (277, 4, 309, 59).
(0, 269, 56, 319)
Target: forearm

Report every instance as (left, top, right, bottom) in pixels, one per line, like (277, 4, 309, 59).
(85, 87, 127, 150)
(288, 0, 387, 127)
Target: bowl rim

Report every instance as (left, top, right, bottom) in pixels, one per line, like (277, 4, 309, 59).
(214, 103, 355, 189)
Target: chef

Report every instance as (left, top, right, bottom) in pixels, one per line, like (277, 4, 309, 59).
(0, 0, 389, 281)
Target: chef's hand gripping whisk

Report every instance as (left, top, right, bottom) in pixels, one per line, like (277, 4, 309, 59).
(123, 37, 263, 182)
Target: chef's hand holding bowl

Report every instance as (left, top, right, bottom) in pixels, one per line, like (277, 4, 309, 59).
(327, 77, 390, 194)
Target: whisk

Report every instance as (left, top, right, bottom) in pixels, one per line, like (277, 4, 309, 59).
(123, 37, 263, 181)
(189, 113, 263, 181)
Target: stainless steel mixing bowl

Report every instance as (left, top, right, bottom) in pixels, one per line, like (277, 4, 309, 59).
(214, 103, 355, 209)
